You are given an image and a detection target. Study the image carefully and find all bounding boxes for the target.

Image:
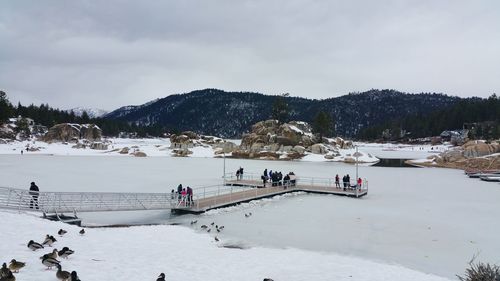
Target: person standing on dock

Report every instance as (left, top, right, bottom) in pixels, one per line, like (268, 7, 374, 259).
(186, 186, 193, 205)
(346, 174, 351, 188)
(357, 178, 362, 189)
(239, 167, 244, 180)
(335, 174, 340, 188)
(177, 184, 183, 201)
(29, 182, 39, 209)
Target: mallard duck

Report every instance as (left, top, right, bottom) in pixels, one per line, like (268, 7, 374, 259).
(58, 247, 75, 259)
(79, 229, 85, 235)
(40, 248, 58, 260)
(8, 259, 25, 273)
(70, 271, 80, 281)
(58, 229, 67, 236)
(156, 273, 166, 281)
(200, 224, 208, 229)
(41, 257, 60, 269)
(56, 264, 71, 281)
(27, 240, 44, 251)
(214, 236, 220, 242)
(0, 270, 15, 281)
(0, 263, 10, 278)
(42, 235, 57, 247)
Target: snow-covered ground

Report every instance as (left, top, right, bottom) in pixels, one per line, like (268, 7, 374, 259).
(0, 138, 378, 162)
(355, 142, 452, 159)
(0, 210, 451, 281)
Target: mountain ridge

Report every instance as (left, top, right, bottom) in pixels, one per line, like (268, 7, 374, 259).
(104, 88, 463, 138)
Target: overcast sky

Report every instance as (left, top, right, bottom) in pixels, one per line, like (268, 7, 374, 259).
(1, 1, 499, 111)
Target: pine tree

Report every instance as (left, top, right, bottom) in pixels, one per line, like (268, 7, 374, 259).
(313, 111, 333, 141)
(271, 94, 289, 124)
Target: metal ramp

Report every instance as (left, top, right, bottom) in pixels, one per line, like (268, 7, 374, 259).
(0, 186, 179, 216)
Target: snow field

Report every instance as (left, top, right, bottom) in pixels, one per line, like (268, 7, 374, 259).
(0, 211, 451, 281)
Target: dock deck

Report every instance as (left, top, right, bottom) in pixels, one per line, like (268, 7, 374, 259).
(172, 174, 368, 213)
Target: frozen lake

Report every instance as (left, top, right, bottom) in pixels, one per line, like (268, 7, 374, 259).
(1, 154, 499, 278)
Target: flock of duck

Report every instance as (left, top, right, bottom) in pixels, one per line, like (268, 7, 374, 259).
(0, 228, 83, 281)
(1, 228, 168, 281)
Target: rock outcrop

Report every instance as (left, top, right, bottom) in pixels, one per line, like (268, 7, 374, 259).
(412, 140, 500, 170)
(237, 119, 355, 161)
(169, 131, 235, 157)
(43, 123, 102, 142)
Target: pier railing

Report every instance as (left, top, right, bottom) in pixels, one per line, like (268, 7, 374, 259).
(224, 172, 369, 190)
(0, 186, 176, 214)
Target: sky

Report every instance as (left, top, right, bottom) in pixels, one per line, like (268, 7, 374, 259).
(0, 1, 499, 111)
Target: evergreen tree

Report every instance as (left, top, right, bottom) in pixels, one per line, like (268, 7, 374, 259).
(0, 91, 14, 123)
(271, 93, 289, 124)
(312, 111, 333, 140)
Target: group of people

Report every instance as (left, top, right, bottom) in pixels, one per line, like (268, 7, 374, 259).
(171, 184, 194, 205)
(334, 174, 363, 190)
(261, 169, 296, 188)
(235, 167, 244, 180)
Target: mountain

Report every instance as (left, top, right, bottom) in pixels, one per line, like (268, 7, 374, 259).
(69, 107, 109, 118)
(104, 89, 462, 138)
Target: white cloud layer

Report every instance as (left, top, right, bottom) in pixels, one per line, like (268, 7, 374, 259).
(0, 0, 499, 110)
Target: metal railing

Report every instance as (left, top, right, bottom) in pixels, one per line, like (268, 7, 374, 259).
(0, 186, 176, 214)
(224, 172, 369, 191)
(0, 173, 368, 214)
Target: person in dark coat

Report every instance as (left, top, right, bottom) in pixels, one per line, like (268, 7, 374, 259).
(335, 174, 340, 188)
(29, 182, 39, 209)
(186, 186, 193, 204)
(177, 184, 183, 201)
(346, 174, 351, 188)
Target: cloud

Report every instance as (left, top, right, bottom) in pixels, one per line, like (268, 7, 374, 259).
(0, 0, 499, 110)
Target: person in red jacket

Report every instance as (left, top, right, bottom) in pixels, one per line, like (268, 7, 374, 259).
(357, 178, 362, 189)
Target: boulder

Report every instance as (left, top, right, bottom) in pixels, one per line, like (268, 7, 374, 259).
(463, 142, 500, 158)
(90, 142, 108, 150)
(439, 149, 465, 163)
(181, 131, 199, 140)
(292, 145, 306, 154)
(172, 149, 193, 157)
(131, 151, 147, 157)
(44, 123, 102, 142)
(311, 143, 329, 154)
(119, 147, 130, 154)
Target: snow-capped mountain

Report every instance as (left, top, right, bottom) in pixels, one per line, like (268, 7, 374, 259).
(69, 107, 109, 118)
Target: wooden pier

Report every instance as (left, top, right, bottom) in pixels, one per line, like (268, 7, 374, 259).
(172, 174, 368, 214)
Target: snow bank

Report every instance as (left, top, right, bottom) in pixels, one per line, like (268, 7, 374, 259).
(0, 211, 451, 281)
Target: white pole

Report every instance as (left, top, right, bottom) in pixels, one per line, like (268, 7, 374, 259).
(355, 145, 359, 183)
(223, 143, 226, 185)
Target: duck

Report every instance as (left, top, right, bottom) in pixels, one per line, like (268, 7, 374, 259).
(190, 220, 197, 225)
(245, 213, 250, 218)
(210, 222, 215, 226)
(219, 225, 224, 230)
(214, 236, 220, 242)
(41, 257, 60, 270)
(58, 229, 67, 236)
(27, 240, 44, 251)
(56, 264, 71, 281)
(206, 228, 211, 233)
(40, 249, 58, 260)
(42, 235, 57, 247)
(70, 271, 80, 281)
(156, 273, 166, 281)
(79, 229, 85, 235)
(58, 247, 75, 259)
(0, 270, 15, 281)
(0, 263, 10, 278)
(263, 279, 274, 281)
(8, 260, 25, 273)
(200, 225, 208, 229)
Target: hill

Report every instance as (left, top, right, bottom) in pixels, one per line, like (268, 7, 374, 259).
(104, 89, 461, 138)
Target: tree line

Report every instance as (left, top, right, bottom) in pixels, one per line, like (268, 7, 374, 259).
(0, 91, 165, 137)
(358, 94, 500, 141)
